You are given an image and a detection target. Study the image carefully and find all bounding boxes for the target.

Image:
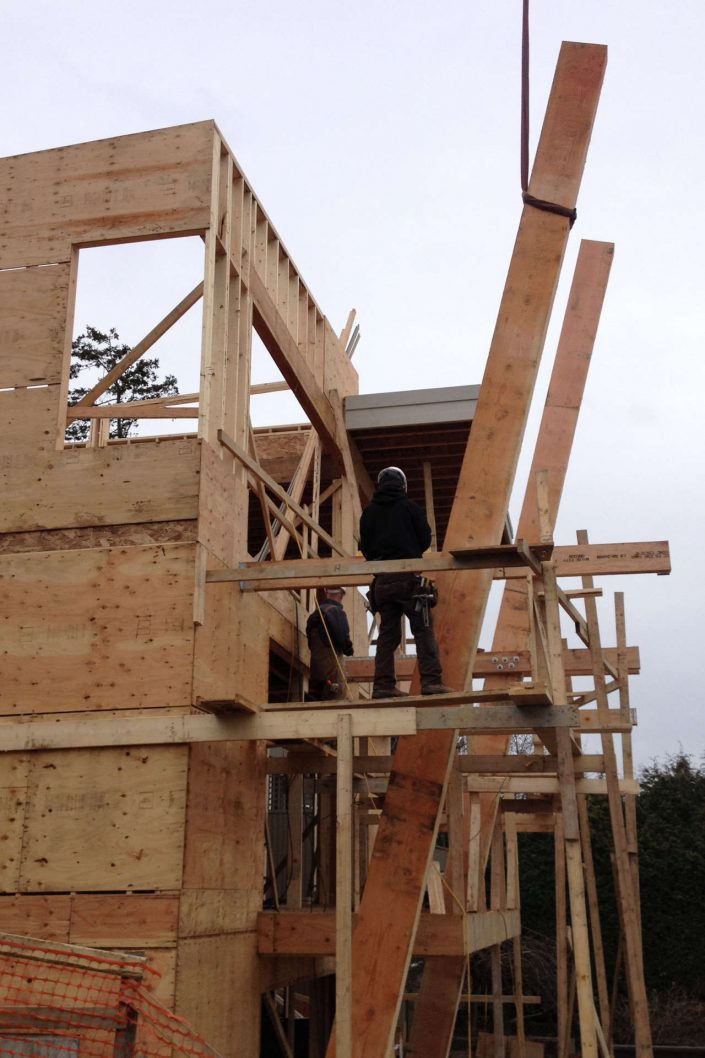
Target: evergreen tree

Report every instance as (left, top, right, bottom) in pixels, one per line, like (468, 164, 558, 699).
(635, 753, 705, 995)
(517, 752, 705, 1039)
(67, 325, 178, 442)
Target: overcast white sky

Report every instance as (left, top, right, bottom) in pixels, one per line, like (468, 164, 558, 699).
(3, 1, 703, 769)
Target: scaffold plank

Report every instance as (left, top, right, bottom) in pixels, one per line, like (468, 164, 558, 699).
(205, 541, 670, 589)
(257, 909, 520, 958)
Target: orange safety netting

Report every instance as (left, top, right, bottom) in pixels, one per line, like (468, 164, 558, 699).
(0, 935, 222, 1058)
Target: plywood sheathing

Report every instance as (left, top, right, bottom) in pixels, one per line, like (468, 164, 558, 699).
(0, 747, 187, 892)
(0, 263, 70, 387)
(0, 544, 195, 714)
(0, 438, 202, 534)
(0, 122, 216, 269)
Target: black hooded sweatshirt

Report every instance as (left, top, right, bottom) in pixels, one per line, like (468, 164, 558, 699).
(359, 482, 432, 561)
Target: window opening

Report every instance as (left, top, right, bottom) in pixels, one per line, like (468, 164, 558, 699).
(249, 329, 308, 429)
(65, 238, 203, 446)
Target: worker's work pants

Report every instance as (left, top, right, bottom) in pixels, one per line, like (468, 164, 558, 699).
(373, 572, 443, 694)
(308, 630, 345, 700)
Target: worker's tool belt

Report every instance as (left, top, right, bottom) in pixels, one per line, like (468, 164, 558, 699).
(367, 572, 438, 614)
(411, 575, 438, 608)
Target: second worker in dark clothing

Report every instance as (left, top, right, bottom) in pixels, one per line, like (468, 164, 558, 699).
(306, 587, 354, 700)
(359, 466, 452, 699)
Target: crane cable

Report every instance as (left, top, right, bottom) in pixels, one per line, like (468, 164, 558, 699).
(521, 0, 530, 194)
(520, 1, 578, 227)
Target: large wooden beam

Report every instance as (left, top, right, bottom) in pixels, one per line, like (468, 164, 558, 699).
(0, 707, 417, 751)
(257, 910, 520, 958)
(266, 753, 607, 776)
(205, 541, 670, 588)
(474, 240, 616, 763)
(0, 701, 633, 754)
(326, 42, 607, 1058)
(343, 646, 640, 682)
(464, 776, 639, 795)
(409, 238, 615, 1058)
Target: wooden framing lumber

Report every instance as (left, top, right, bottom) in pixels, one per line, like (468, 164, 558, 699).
(328, 42, 607, 1058)
(615, 591, 642, 926)
(265, 753, 607, 776)
(343, 647, 639, 682)
(272, 428, 319, 560)
(545, 561, 598, 1058)
(459, 752, 605, 774)
(578, 795, 610, 1037)
(336, 714, 354, 1058)
(257, 910, 520, 958)
(1, 701, 616, 753)
(464, 777, 639, 795)
(206, 541, 670, 589)
(412, 239, 616, 1055)
(263, 992, 294, 1058)
(403, 994, 542, 1006)
(545, 541, 670, 579)
(66, 402, 197, 418)
(0, 700, 628, 752)
(248, 423, 278, 559)
(211, 544, 550, 585)
(268, 686, 555, 710)
(0, 707, 418, 751)
(66, 404, 197, 420)
(555, 812, 569, 1058)
(218, 428, 347, 556)
(250, 380, 290, 395)
(577, 531, 653, 1057)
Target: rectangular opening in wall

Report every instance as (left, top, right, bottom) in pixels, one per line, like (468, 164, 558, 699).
(249, 328, 309, 428)
(268, 640, 304, 704)
(64, 238, 204, 447)
(245, 445, 336, 561)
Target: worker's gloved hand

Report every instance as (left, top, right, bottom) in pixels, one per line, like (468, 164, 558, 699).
(343, 640, 354, 656)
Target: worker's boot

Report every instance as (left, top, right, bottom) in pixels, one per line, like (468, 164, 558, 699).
(421, 683, 454, 696)
(372, 686, 409, 699)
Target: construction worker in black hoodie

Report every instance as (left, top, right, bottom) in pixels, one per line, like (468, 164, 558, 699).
(359, 466, 452, 699)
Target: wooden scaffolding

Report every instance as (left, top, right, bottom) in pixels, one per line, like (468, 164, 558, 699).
(0, 38, 669, 1058)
